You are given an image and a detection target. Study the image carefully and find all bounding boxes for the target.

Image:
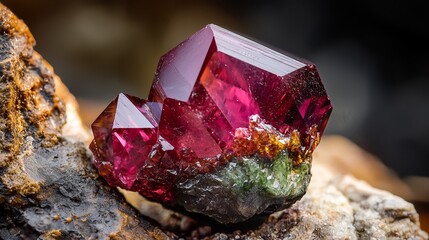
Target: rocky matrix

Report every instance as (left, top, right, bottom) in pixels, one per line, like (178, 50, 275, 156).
(0, 3, 169, 239)
(90, 24, 332, 223)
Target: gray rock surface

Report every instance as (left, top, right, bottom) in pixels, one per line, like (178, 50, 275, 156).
(175, 151, 311, 224)
(134, 163, 428, 239)
(0, 4, 168, 239)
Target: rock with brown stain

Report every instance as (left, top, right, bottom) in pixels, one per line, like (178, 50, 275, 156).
(0, 3, 168, 239)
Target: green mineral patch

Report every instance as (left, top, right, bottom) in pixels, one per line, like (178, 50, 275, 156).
(221, 150, 311, 199)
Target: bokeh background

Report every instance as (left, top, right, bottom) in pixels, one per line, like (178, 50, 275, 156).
(3, 0, 428, 198)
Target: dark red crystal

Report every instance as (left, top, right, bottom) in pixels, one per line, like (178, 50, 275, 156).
(90, 24, 332, 202)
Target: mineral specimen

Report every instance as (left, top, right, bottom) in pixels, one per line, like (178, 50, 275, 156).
(2, 3, 426, 239)
(90, 24, 332, 223)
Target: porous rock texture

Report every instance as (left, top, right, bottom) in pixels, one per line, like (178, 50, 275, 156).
(0, 3, 427, 240)
(0, 3, 168, 239)
(236, 165, 428, 240)
(129, 161, 428, 239)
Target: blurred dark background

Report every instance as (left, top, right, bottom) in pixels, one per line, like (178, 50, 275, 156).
(3, 0, 428, 178)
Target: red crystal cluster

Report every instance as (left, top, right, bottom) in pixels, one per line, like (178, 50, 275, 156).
(90, 24, 332, 202)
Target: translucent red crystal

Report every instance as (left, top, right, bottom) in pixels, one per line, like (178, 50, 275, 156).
(90, 94, 158, 189)
(90, 24, 332, 203)
(149, 25, 331, 147)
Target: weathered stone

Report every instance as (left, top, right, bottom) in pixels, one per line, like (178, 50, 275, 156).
(0, 3, 168, 239)
(171, 165, 428, 239)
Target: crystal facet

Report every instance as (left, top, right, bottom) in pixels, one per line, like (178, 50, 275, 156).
(90, 94, 159, 189)
(90, 24, 332, 223)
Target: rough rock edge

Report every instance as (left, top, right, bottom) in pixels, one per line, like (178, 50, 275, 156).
(125, 163, 429, 239)
(0, 3, 168, 239)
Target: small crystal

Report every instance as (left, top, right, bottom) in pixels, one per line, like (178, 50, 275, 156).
(90, 94, 158, 189)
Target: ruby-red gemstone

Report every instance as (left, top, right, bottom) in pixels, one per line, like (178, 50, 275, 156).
(149, 24, 331, 148)
(90, 24, 332, 203)
(90, 94, 159, 189)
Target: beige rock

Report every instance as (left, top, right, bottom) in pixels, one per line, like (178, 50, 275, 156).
(314, 135, 414, 200)
(160, 160, 428, 239)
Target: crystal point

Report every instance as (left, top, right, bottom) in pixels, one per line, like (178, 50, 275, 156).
(91, 94, 159, 189)
(90, 24, 332, 223)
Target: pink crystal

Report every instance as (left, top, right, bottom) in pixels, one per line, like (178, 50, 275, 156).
(90, 93, 158, 189)
(149, 24, 331, 147)
(90, 24, 332, 203)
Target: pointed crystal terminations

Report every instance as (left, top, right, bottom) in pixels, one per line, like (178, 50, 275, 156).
(90, 94, 158, 188)
(90, 24, 332, 223)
